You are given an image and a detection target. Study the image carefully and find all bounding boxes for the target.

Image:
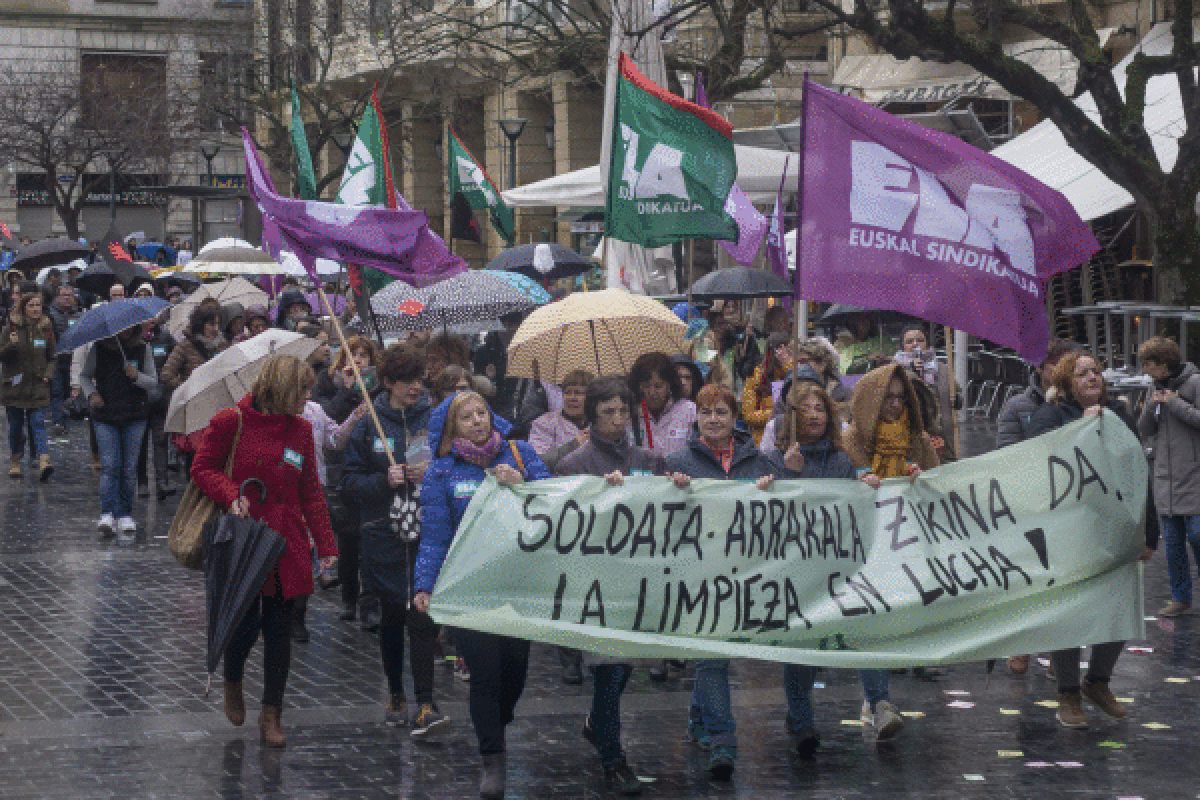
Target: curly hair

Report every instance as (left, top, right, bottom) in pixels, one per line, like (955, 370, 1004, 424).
(379, 345, 426, 384)
(1047, 350, 1108, 407)
(775, 383, 842, 453)
(331, 336, 379, 374)
(1139, 336, 1182, 370)
(695, 383, 738, 415)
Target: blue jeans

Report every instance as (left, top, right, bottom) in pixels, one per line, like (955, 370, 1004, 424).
(6, 406, 46, 458)
(94, 419, 147, 516)
(689, 659, 736, 749)
(1161, 515, 1200, 604)
(783, 666, 891, 731)
(50, 360, 70, 428)
(590, 664, 632, 767)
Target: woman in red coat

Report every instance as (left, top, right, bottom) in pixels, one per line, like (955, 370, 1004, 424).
(192, 354, 337, 748)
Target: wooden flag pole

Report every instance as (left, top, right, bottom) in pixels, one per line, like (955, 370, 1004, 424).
(317, 286, 396, 468)
(686, 239, 695, 322)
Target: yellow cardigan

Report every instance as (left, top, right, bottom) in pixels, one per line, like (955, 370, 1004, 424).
(741, 364, 781, 445)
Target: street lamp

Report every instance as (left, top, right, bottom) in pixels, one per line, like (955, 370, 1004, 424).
(543, 122, 555, 150)
(199, 143, 221, 187)
(89, 143, 124, 228)
(497, 117, 527, 189)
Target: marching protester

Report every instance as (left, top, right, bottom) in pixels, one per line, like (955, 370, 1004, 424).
(46, 283, 78, 436)
(138, 318, 175, 500)
(413, 390, 550, 800)
(741, 332, 792, 445)
(528, 369, 591, 475)
(1028, 348, 1157, 728)
(895, 324, 959, 461)
(629, 352, 696, 459)
(554, 375, 665, 795)
(429, 364, 475, 406)
(275, 290, 312, 330)
(1138, 336, 1200, 618)
(192, 354, 337, 748)
(80, 323, 159, 540)
(673, 354, 704, 403)
(162, 305, 227, 474)
(665, 384, 777, 780)
(342, 346, 448, 738)
(1, 289, 56, 481)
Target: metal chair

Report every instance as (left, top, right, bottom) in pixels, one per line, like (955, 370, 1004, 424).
(997, 355, 1031, 413)
(967, 351, 1002, 418)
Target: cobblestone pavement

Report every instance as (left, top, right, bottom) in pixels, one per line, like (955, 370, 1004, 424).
(0, 422, 1193, 798)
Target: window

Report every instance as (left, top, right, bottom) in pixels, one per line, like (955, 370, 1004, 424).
(79, 53, 168, 132)
(327, 0, 343, 35)
(198, 52, 251, 132)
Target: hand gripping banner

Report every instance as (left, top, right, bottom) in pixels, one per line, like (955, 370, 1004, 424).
(430, 416, 1146, 668)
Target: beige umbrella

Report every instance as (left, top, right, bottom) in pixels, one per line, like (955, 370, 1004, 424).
(182, 246, 280, 276)
(168, 277, 269, 337)
(165, 330, 320, 434)
(506, 288, 686, 382)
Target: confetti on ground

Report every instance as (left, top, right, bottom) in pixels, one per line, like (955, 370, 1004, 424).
(997, 750, 1023, 758)
(900, 711, 925, 718)
(944, 690, 971, 696)
(1056, 761, 1084, 768)
(1037, 658, 1051, 667)
(1127, 646, 1154, 653)
(947, 701, 976, 709)
(999, 708, 1021, 716)
(1035, 700, 1059, 708)
(1117, 697, 1134, 704)
(1165, 677, 1189, 683)
(1142, 722, 1172, 730)
(840, 720, 862, 726)
(813, 682, 825, 689)
(1116, 796, 1145, 800)
(1098, 741, 1126, 749)
(1144, 616, 1158, 621)
(1025, 761, 1055, 768)
(963, 774, 985, 781)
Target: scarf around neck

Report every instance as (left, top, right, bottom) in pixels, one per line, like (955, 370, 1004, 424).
(703, 436, 735, 474)
(453, 430, 504, 468)
(871, 415, 912, 479)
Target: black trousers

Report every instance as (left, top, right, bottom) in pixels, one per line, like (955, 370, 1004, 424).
(136, 410, 168, 488)
(456, 630, 530, 755)
(224, 592, 296, 707)
(329, 490, 361, 607)
(380, 599, 437, 704)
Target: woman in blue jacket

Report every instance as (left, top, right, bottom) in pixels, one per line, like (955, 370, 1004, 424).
(413, 390, 550, 800)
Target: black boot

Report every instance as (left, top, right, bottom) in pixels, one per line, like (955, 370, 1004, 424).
(480, 752, 506, 799)
(360, 596, 381, 633)
(291, 596, 310, 643)
(604, 759, 643, 796)
(559, 646, 583, 685)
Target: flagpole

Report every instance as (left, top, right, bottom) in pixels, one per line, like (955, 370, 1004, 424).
(792, 74, 809, 385)
(686, 239, 695, 322)
(317, 286, 396, 469)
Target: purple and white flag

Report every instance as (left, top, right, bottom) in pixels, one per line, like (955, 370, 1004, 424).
(243, 130, 465, 287)
(797, 82, 1099, 362)
(765, 156, 791, 313)
(696, 77, 768, 266)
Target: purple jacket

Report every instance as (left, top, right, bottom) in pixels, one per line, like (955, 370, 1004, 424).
(528, 410, 584, 456)
(631, 398, 696, 459)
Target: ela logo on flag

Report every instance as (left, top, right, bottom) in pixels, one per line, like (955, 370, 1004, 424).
(848, 141, 1037, 293)
(456, 157, 498, 207)
(617, 124, 699, 212)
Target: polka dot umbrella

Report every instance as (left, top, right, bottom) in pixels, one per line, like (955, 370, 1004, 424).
(356, 269, 551, 335)
(506, 288, 687, 382)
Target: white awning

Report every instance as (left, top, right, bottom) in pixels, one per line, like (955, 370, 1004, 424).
(992, 23, 1189, 222)
(501, 144, 798, 208)
(833, 30, 1114, 105)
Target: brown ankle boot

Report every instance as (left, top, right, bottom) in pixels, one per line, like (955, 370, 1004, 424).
(480, 752, 506, 800)
(8, 454, 21, 479)
(38, 454, 53, 482)
(259, 704, 286, 747)
(223, 681, 245, 726)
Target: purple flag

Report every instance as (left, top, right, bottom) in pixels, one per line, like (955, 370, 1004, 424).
(695, 76, 768, 267)
(797, 81, 1099, 362)
(243, 131, 466, 287)
(765, 156, 792, 313)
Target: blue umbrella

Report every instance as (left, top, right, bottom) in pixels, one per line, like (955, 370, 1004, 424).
(136, 242, 178, 265)
(484, 269, 552, 304)
(56, 297, 169, 354)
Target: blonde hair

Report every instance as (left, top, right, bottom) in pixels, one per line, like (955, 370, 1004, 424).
(437, 391, 491, 457)
(251, 354, 316, 416)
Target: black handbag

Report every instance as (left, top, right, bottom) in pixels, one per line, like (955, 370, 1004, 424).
(64, 391, 89, 421)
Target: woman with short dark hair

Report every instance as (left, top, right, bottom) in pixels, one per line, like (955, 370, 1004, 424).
(529, 369, 593, 472)
(629, 352, 695, 458)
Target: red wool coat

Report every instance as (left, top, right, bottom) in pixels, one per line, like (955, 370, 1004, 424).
(191, 394, 336, 599)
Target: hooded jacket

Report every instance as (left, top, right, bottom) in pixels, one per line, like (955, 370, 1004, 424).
(664, 429, 775, 481)
(0, 311, 55, 408)
(843, 364, 940, 473)
(341, 389, 434, 531)
(275, 290, 311, 327)
(1138, 362, 1200, 516)
(413, 394, 550, 593)
(996, 373, 1048, 448)
(161, 333, 225, 391)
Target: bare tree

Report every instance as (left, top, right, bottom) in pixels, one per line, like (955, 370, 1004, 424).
(777, 3, 1200, 302)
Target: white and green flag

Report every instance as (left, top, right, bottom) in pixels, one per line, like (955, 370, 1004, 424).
(447, 130, 514, 245)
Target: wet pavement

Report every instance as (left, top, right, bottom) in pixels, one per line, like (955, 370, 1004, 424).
(0, 420, 1193, 798)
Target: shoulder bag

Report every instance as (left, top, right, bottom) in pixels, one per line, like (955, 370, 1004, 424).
(168, 411, 243, 570)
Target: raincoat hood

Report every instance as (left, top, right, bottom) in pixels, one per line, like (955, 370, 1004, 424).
(850, 363, 925, 444)
(428, 392, 513, 456)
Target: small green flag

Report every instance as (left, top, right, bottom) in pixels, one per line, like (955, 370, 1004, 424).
(290, 86, 317, 201)
(447, 130, 514, 245)
(606, 53, 737, 247)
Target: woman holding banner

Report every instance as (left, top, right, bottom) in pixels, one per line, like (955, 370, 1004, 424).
(412, 391, 550, 800)
(1028, 349, 1157, 729)
(664, 384, 777, 780)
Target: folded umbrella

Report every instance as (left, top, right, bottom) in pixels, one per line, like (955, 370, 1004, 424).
(165, 329, 320, 434)
(10, 238, 91, 275)
(485, 242, 593, 282)
(56, 297, 169, 354)
(690, 266, 793, 299)
(167, 277, 268, 338)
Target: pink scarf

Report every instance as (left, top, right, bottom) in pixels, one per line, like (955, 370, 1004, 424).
(452, 430, 504, 468)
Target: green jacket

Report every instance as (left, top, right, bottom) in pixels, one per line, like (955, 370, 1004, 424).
(0, 313, 55, 408)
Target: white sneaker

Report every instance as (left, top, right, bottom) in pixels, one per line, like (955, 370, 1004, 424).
(860, 699, 874, 726)
(118, 517, 136, 532)
(97, 514, 115, 538)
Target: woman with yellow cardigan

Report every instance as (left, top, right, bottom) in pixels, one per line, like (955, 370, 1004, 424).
(740, 333, 792, 444)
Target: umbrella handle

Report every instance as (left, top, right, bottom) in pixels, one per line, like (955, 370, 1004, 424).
(239, 478, 267, 505)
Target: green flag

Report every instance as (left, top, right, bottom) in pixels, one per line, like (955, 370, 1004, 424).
(606, 53, 737, 248)
(447, 130, 514, 245)
(290, 86, 317, 201)
(335, 96, 389, 207)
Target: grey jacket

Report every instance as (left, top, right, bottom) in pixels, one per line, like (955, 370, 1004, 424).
(996, 375, 1046, 448)
(664, 431, 775, 481)
(1138, 363, 1200, 516)
(555, 433, 664, 478)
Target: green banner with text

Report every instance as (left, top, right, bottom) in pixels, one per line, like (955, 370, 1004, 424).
(430, 416, 1147, 668)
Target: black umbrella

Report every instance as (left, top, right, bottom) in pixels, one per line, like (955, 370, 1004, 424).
(76, 257, 154, 297)
(153, 271, 203, 295)
(485, 243, 593, 282)
(818, 303, 909, 326)
(690, 266, 793, 299)
(204, 479, 287, 682)
(10, 238, 90, 274)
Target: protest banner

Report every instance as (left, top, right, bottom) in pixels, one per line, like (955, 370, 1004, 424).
(430, 415, 1146, 668)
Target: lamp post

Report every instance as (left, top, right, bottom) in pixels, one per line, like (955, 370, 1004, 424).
(99, 149, 122, 228)
(497, 117, 527, 189)
(199, 143, 221, 187)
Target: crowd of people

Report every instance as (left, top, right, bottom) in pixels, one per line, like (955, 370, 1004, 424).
(5, 261, 1183, 800)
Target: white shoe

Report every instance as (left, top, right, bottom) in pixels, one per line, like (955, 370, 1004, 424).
(873, 700, 904, 741)
(97, 514, 115, 538)
(860, 699, 874, 726)
(118, 516, 137, 533)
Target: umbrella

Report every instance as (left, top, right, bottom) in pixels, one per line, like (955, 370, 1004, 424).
(164, 330, 320, 434)
(486, 243, 593, 282)
(279, 251, 342, 277)
(135, 241, 178, 265)
(11, 239, 91, 274)
(204, 488, 287, 680)
(818, 303, 909, 326)
(75, 257, 154, 297)
(167, 277, 268, 338)
(183, 247, 280, 276)
(507, 288, 687, 382)
(55, 297, 169, 354)
(198, 237, 255, 255)
(151, 269, 203, 295)
(690, 266, 793, 299)
(36, 259, 87, 284)
(365, 269, 550, 333)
